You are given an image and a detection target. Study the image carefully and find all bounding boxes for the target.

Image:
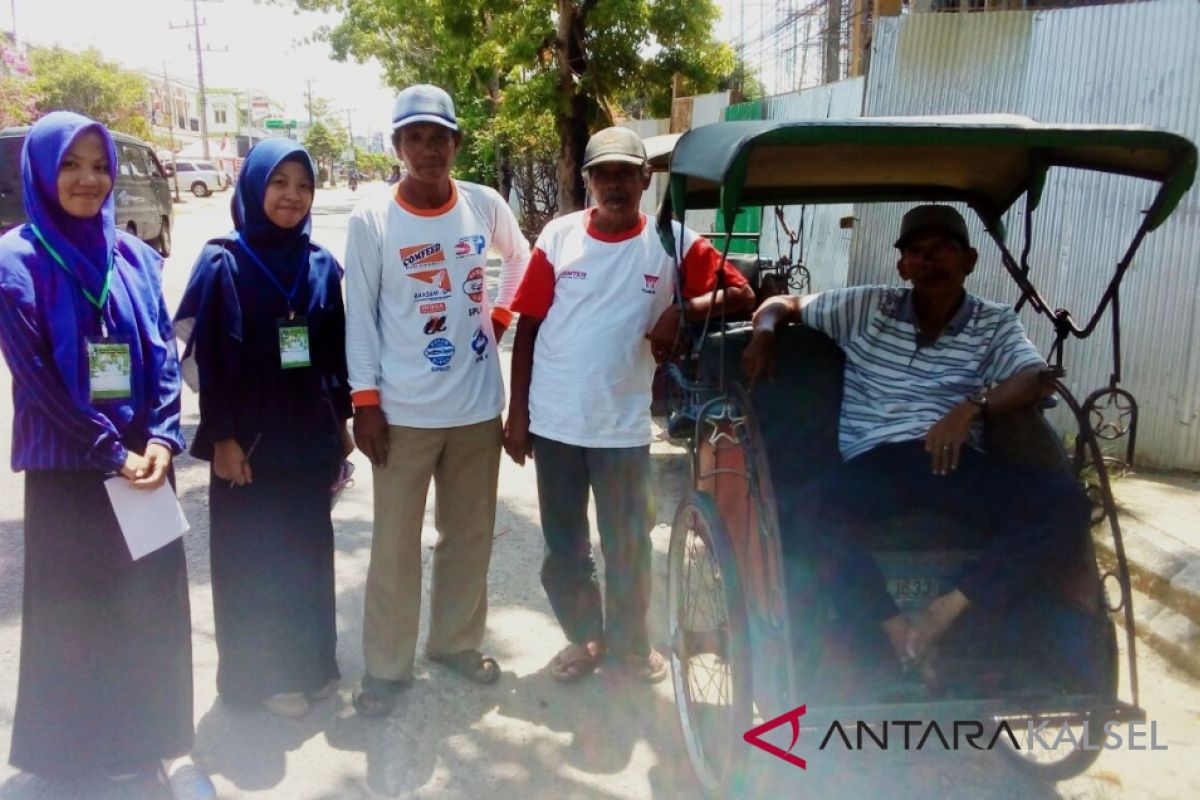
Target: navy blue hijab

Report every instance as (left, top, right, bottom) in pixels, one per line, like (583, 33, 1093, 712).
(232, 138, 315, 264)
(176, 139, 326, 391)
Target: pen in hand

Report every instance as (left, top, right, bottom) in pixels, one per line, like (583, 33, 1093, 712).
(231, 433, 262, 488)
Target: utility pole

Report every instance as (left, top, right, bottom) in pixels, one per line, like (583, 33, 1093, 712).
(306, 80, 315, 125)
(162, 61, 182, 202)
(10, 0, 16, 38)
(170, 0, 226, 160)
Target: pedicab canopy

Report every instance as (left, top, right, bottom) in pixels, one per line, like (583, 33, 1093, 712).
(660, 114, 1196, 254)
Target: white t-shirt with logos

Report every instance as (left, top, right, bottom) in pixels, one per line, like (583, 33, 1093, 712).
(344, 181, 530, 428)
(511, 210, 747, 448)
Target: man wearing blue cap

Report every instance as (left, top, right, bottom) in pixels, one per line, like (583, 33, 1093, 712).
(741, 205, 1090, 682)
(344, 84, 530, 716)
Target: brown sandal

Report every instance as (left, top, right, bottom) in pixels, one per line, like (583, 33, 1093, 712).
(549, 641, 604, 683)
(620, 648, 669, 684)
(428, 649, 502, 685)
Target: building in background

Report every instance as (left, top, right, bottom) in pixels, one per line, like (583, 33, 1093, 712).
(141, 68, 286, 173)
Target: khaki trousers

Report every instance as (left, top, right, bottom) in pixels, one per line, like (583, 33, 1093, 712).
(362, 417, 501, 682)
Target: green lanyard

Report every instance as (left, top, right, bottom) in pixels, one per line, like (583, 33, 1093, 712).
(30, 224, 114, 313)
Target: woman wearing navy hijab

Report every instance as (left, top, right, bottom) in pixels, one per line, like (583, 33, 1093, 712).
(0, 113, 214, 796)
(176, 139, 351, 718)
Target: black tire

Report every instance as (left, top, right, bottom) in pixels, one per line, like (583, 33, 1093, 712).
(668, 491, 753, 797)
(153, 216, 172, 258)
(191, 181, 209, 198)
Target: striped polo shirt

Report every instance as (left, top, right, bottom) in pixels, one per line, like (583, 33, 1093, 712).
(800, 285, 1045, 461)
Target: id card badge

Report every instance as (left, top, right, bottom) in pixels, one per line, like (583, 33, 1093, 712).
(277, 315, 311, 369)
(86, 337, 133, 402)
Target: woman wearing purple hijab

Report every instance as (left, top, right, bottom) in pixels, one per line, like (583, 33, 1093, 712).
(175, 139, 351, 719)
(0, 113, 214, 797)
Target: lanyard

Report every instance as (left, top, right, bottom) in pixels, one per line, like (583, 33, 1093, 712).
(30, 224, 114, 313)
(234, 233, 308, 319)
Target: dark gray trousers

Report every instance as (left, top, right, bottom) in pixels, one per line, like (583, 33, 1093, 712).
(532, 436, 654, 656)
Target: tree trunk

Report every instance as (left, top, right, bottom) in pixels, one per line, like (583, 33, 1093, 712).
(486, 70, 514, 203)
(555, 0, 590, 214)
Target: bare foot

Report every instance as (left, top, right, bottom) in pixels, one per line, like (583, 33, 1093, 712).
(881, 614, 916, 665)
(907, 589, 971, 660)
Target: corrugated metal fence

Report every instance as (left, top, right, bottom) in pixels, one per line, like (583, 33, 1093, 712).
(751, 0, 1198, 469)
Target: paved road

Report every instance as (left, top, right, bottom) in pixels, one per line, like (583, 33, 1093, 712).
(0, 183, 1196, 799)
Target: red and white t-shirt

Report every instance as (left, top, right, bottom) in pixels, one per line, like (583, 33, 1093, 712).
(511, 209, 747, 447)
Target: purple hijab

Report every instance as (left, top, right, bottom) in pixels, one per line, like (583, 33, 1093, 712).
(0, 112, 182, 469)
(21, 110, 118, 305)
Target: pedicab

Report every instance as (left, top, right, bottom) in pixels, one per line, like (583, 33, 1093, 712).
(657, 116, 1196, 794)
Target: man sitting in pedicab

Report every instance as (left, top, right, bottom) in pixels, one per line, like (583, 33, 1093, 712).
(740, 205, 1091, 681)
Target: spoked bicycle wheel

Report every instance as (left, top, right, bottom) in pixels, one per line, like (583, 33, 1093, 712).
(668, 491, 752, 796)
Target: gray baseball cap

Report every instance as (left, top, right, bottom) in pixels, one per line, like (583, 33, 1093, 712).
(894, 205, 971, 249)
(582, 127, 647, 170)
(391, 84, 458, 132)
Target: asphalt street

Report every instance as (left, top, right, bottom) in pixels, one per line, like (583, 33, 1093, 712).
(0, 181, 1195, 799)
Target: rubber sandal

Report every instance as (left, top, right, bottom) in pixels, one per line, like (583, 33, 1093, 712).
(428, 649, 501, 685)
(352, 675, 407, 717)
(620, 648, 669, 684)
(549, 642, 604, 683)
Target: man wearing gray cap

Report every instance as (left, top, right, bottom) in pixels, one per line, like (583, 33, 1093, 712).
(741, 205, 1089, 681)
(503, 126, 754, 683)
(344, 83, 530, 715)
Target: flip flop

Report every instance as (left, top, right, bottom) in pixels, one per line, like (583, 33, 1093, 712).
(428, 649, 502, 685)
(352, 675, 407, 718)
(549, 642, 604, 683)
(619, 648, 669, 684)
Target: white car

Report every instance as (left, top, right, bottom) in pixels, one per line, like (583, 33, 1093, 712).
(173, 160, 230, 197)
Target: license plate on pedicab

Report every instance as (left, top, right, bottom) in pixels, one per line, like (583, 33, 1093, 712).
(886, 577, 940, 610)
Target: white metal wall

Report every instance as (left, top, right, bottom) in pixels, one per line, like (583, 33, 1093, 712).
(847, 0, 1200, 470)
(759, 78, 867, 292)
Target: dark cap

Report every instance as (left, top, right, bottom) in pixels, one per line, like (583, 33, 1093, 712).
(582, 127, 647, 171)
(894, 205, 971, 249)
(392, 84, 457, 132)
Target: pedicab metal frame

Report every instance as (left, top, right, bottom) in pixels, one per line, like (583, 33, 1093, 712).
(657, 115, 1197, 795)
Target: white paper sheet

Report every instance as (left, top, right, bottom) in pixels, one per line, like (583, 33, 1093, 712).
(104, 477, 190, 560)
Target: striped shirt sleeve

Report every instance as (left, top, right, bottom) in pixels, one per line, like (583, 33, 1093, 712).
(800, 285, 886, 346)
(979, 307, 1045, 384)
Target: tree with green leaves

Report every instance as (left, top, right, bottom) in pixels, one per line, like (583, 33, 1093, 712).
(28, 47, 151, 139)
(0, 73, 36, 128)
(304, 121, 344, 187)
(286, 0, 734, 214)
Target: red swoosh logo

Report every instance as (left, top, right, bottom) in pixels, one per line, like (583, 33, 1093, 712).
(743, 705, 807, 770)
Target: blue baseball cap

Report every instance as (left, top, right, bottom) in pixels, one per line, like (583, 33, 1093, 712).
(391, 84, 458, 132)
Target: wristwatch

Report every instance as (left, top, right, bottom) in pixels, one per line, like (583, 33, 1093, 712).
(967, 388, 989, 416)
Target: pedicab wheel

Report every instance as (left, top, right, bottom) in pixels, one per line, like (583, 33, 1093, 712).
(993, 615, 1118, 782)
(668, 491, 752, 797)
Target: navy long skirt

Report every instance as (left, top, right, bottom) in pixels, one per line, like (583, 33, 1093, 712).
(10, 470, 194, 777)
(208, 462, 340, 706)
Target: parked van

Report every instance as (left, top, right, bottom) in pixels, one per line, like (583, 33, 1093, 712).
(170, 159, 230, 197)
(0, 126, 175, 257)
